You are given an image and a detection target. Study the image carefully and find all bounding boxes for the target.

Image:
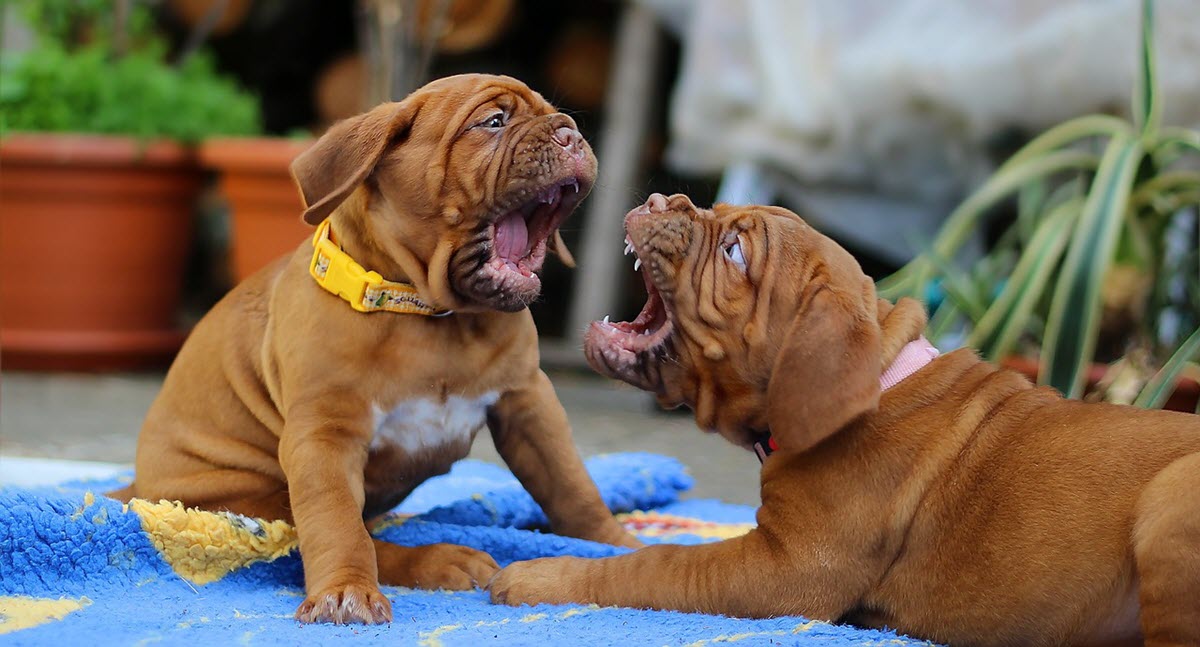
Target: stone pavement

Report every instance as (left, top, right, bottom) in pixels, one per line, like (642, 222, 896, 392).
(0, 368, 761, 506)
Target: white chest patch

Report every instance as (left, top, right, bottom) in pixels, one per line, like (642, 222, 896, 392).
(369, 391, 500, 455)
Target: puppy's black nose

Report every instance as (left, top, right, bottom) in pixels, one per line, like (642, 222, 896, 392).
(552, 126, 583, 151)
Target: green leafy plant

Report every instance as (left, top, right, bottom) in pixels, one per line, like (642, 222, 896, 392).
(0, 0, 260, 142)
(879, 0, 1200, 406)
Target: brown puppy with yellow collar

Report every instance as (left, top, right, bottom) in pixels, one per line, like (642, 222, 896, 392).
(110, 74, 638, 625)
(490, 194, 1200, 646)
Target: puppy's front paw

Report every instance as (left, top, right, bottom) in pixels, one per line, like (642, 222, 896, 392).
(379, 543, 500, 591)
(295, 582, 391, 624)
(488, 557, 589, 607)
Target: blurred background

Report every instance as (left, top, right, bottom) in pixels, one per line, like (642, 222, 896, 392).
(4, 0, 1200, 505)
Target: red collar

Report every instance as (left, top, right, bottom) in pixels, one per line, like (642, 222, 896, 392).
(753, 337, 939, 462)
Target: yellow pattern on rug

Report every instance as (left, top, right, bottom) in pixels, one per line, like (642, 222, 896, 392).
(124, 500, 751, 584)
(128, 499, 297, 585)
(617, 511, 755, 540)
(0, 595, 91, 634)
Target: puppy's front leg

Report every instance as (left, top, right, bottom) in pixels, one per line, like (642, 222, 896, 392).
(489, 370, 641, 548)
(490, 529, 853, 621)
(279, 403, 391, 625)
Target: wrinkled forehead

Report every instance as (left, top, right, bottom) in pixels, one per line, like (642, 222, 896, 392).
(419, 74, 555, 125)
(708, 203, 809, 238)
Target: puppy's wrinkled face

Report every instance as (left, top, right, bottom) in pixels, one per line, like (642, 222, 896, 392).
(583, 195, 833, 448)
(364, 74, 590, 312)
(299, 74, 596, 313)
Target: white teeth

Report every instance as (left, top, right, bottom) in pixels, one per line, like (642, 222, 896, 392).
(633, 259, 642, 271)
(602, 315, 610, 324)
(624, 242, 634, 255)
(571, 181, 579, 193)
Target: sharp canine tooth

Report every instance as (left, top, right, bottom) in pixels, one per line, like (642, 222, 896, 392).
(603, 315, 610, 324)
(634, 259, 642, 271)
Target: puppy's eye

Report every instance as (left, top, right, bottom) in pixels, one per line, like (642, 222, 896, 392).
(481, 112, 506, 129)
(723, 238, 746, 269)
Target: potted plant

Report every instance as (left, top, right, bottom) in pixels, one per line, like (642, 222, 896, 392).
(198, 0, 495, 283)
(0, 0, 260, 370)
(198, 135, 314, 283)
(879, 0, 1200, 411)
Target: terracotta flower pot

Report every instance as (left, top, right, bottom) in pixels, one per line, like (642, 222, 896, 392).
(1001, 355, 1200, 413)
(0, 134, 202, 371)
(199, 137, 314, 283)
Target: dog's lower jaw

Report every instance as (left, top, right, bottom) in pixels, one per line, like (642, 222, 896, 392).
(451, 250, 544, 313)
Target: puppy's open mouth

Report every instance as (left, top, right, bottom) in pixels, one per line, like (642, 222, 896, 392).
(453, 174, 588, 312)
(490, 178, 581, 278)
(583, 232, 674, 391)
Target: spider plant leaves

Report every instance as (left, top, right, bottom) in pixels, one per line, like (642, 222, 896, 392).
(876, 263, 919, 301)
(1151, 127, 1200, 172)
(969, 197, 1083, 361)
(1004, 114, 1130, 169)
(927, 300, 964, 343)
(1130, 170, 1200, 210)
(1134, 324, 1200, 409)
(1016, 180, 1049, 245)
(1155, 127, 1200, 154)
(878, 149, 1101, 302)
(1145, 190, 1200, 218)
(1134, 0, 1161, 140)
(1040, 135, 1144, 398)
(1018, 178, 1086, 248)
(1118, 203, 1155, 271)
(881, 0, 1200, 408)
(923, 249, 988, 322)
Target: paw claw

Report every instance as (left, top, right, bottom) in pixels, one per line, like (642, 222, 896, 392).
(296, 583, 392, 624)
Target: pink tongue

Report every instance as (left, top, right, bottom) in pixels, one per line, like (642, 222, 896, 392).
(494, 212, 529, 261)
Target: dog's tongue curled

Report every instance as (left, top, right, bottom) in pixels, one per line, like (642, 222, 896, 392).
(494, 212, 529, 261)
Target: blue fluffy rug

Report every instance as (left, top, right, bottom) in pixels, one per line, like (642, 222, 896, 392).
(0, 453, 932, 645)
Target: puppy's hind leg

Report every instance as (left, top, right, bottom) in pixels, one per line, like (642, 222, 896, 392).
(1132, 451, 1200, 647)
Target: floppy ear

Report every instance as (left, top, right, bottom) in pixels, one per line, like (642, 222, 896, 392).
(548, 231, 575, 268)
(290, 101, 419, 225)
(766, 277, 882, 454)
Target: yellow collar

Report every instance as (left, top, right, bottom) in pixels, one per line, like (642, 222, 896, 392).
(309, 220, 451, 316)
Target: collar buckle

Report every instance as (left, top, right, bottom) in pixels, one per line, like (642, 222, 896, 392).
(309, 220, 449, 317)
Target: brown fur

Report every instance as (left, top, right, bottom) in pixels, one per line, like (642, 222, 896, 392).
(490, 194, 1200, 647)
(109, 74, 638, 625)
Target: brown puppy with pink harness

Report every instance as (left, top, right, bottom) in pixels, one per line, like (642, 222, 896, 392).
(491, 193, 1200, 647)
